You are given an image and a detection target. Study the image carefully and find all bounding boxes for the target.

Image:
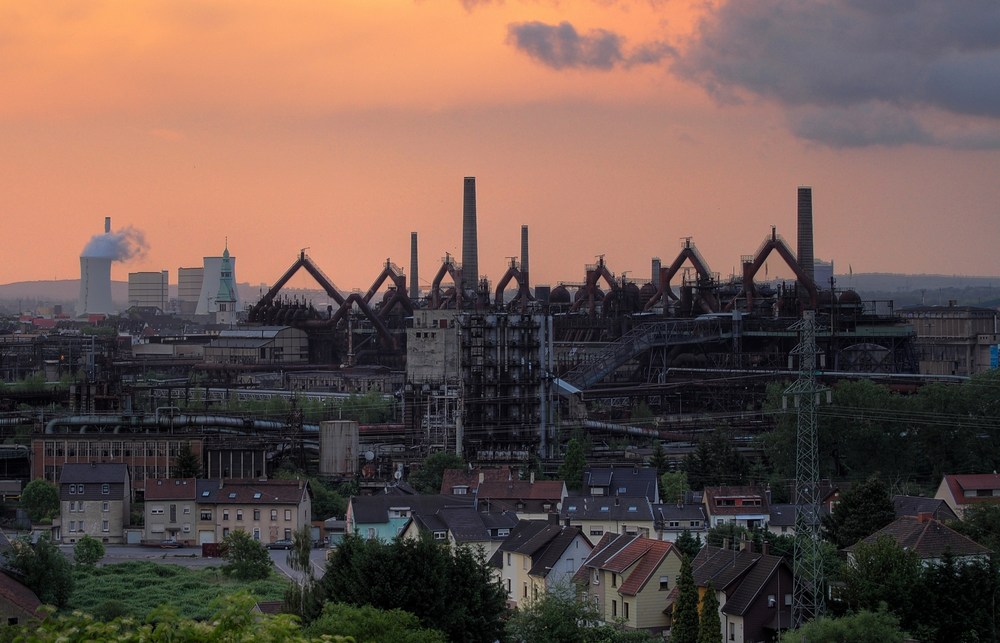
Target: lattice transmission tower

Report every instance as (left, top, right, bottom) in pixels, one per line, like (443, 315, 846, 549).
(784, 310, 828, 626)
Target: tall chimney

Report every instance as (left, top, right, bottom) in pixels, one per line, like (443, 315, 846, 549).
(651, 257, 661, 285)
(104, 216, 111, 234)
(520, 225, 529, 277)
(797, 186, 814, 284)
(409, 232, 419, 300)
(462, 177, 478, 299)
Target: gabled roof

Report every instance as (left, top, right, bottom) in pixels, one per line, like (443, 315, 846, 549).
(768, 504, 798, 528)
(720, 554, 788, 616)
(349, 494, 474, 525)
(703, 486, 770, 516)
(0, 570, 43, 619)
(196, 479, 309, 506)
(845, 515, 991, 559)
(583, 466, 659, 500)
(410, 507, 518, 543)
(652, 502, 706, 524)
(893, 495, 959, 521)
(573, 533, 676, 596)
(940, 473, 1000, 507)
(562, 496, 654, 522)
(59, 462, 129, 484)
(691, 545, 759, 592)
(440, 467, 513, 495)
(491, 520, 589, 578)
(477, 480, 565, 501)
(145, 478, 197, 501)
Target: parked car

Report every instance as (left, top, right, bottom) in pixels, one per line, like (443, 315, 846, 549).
(267, 539, 294, 550)
(159, 540, 180, 549)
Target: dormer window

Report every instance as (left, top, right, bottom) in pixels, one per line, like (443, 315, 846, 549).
(228, 492, 237, 499)
(627, 506, 638, 512)
(433, 531, 447, 540)
(253, 492, 262, 499)
(600, 506, 610, 513)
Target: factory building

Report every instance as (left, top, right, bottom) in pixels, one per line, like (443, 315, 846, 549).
(899, 303, 1000, 376)
(177, 267, 204, 315)
(128, 271, 169, 310)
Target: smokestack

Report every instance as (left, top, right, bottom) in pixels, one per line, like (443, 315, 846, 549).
(104, 217, 111, 234)
(797, 186, 814, 284)
(462, 177, 478, 299)
(409, 232, 419, 300)
(520, 225, 529, 277)
(651, 257, 661, 285)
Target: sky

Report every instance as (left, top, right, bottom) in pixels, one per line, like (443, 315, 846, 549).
(2, 0, 1000, 293)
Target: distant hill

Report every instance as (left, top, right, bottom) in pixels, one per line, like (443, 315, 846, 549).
(0, 280, 262, 313)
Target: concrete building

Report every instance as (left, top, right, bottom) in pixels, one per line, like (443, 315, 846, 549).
(899, 303, 1000, 376)
(177, 267, 204, 315)
(203, 326, 309, 366)
(128, 271, 169, 310)
(59, 462, 131, 544)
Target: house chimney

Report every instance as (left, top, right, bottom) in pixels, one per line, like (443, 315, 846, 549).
(762, 540, 770, 556)
(530, 471, 535, 485)
(479, 472, 485, 484)
(745, 538, 754, 554)
(917, 511, 934, 523)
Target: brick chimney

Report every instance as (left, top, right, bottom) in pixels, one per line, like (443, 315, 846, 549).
(917, 511, 934, 523)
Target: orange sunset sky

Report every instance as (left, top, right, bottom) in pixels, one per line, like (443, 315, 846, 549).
(2, 1, 999, 292)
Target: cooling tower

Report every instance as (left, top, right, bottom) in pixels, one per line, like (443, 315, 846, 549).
(77, 256, 114, 316)
(409, 232, 420, 300)
(461, 177, 478, 298)
(797, 186, 814, 284)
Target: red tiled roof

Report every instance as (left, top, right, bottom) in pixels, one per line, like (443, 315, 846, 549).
(0, 571, 43, 619)
(477, 480, 565, 501)
(618, 540, 675, 596)
(144, 478, 197, 500)
(846, 515, 991, 559)
(574, 534, 676, 596)
(703, 486, 769, 516)
(439, 467, 512, 494)
(943, 474, 1000, 507)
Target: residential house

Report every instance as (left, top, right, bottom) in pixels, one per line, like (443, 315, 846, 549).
(440, 467, 513, 496)
(652, 501, 708, 542)
(574, 533, 683, 636)
(767, 504, 797, 537)
(59, 462, 131, 544)
(346, 493, 474, 541)
(703, 486, 769, 530)
(195, 479, 311, 545)
(692, 544, 794, 643)
(935, 473, 1000, 518)
(475, 477, 567, 519)
(401, 506, 519, 558)
(844, 513, 991, 565)
(144, 478, 197, 545)
(562, 496, 655, 540)
(582, 466, 660, 503)
(490, 518, 592, 609)
(0, 570, 43, 627)
(893, 495, 959, 522)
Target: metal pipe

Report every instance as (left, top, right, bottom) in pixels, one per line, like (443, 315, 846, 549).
(45, 414, 321, 434)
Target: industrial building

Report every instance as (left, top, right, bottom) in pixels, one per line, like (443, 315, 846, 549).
(127, 270, 169, 310)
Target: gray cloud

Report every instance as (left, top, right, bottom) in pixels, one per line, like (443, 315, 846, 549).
(674, 0, 1000, 147)
(507, 21, 674, 70)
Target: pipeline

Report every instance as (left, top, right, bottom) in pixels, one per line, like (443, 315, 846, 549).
(583, 419, 661, 439)
(45, 414, 320, 435)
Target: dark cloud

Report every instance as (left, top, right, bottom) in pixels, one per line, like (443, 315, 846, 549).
(674, 0, 1000, 147)
(507, 21, 674, 70)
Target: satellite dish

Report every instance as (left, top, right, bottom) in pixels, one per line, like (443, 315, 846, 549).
(365, 451, 375, 462)
(394, 470, 403, 480)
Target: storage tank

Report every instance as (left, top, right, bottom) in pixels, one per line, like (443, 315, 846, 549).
(319, 420, 359, 476)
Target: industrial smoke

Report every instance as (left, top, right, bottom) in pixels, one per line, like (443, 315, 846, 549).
(77, 218, 148, 316)
(81, 226, 148, 261)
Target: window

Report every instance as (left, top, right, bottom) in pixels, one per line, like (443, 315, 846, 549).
(284, 528, 292, 540)
(784, 594, 792, 606)
(497, 528, 510, 537)
(612, 600, 617, 617)
(507, 553, 511, 566)
(150, 506, 164, 515)
(284, 509, 291, 521)
(183, 524, 191, 533)
(506, 579, 511, 593)
(271, 509, 278, 520)
(228, 492, 237, 499)
(668, 521, 680, 528)
(612, 573, 617, 587)
(183, 507, 191, 515)
(253, 509, 260, 521)
(79, 485, 85, 494)
(253, 492, 262, 499)
(729, 622, 735, 641)
(201, 510, 212, 521)
(660, 576, 669, 591)
(69, 520, 75, 532)
(253, 528, 260, 541)
(102, 520, 109, 532)
(624, 602, 629, 620)
(768, 594, 776, 608)
(523, 583, 528, 599)
(102, 502, 109, 512)
(170, 505, 177, 522)
(434, 531, 446, 540)
(593, 569, 600, 585)
(223, 510, 230, 521)
(590, 527, 604, 536)
(367, 528, 376, 539)
(236, 510, 243, 521)
(69, 484, 77, 495)
(523, 556, 528, 570)
(102, 484, 109, 494)
(202, 490, 210, 497)
(223, 528, 230, 538)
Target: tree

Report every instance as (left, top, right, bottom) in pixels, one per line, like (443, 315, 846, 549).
(20, 479, 59, 523)
(649, 441, 669, 478)
(506, 582, 658, 642)
(950, 503, 1000, 553)
(285, 526, 322, 621)
(409, 451, 465, 494)
(910, 552, 999, 643)
(840, 535, 921, 624)
(781, 609, 906, 643)
(661, 470, 690, 504)
(320, 533, 508, 643)
(73, 534, 105, 567)
(173, 442, 201, 478)
(698, 582, 721, 643)
(307, 603, 446, 643)
(683, 428, 748, 490)
(221, 529, 273, 581)
(559, 438, 586, 492)
(671, 555, 700, 643)
(675, 529, 703, 560)
(823, 476, 895, 548)
(3, 534, 74, 608)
